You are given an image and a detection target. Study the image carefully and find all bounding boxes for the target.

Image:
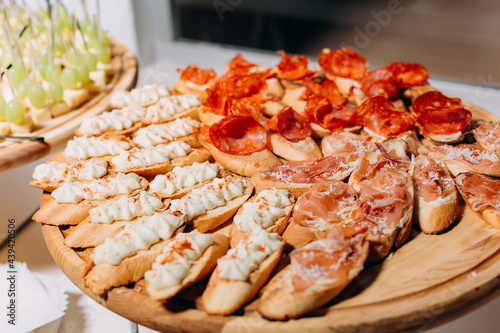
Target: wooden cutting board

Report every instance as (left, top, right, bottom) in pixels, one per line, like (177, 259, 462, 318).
(0, 39, 138, 173)
(40, 101, 500, 333)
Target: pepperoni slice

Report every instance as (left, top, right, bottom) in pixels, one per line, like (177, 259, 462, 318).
(358, 68, 400, 99)
(224, 97, 262, 121)
(301, 78, 346, 109)
(177, 64, 216, 85)
(353, 96, 416, 136)
(276, 50, 315, 81)
(385, 61, 429, 87)
(412, 91, 462, 115)
(305, 97, 355, 131)
(418, 107, 472, 135)
(227, 54, 257, 75)
(209, 115, 267, 156)
(318, 47, 369, 79)
(267, 106, 312, 142)
(202, 85, 227, 115)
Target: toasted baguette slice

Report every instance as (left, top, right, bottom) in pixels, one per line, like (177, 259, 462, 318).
(267, 134, 322, 161)
(173, 80, 208, 99)
(169, 176, 254, 233)
(266, 78, 285, 98)
(261, 101, 285, 118)
(74, 121, 142, 138)
(400, 84, 436, 101)
(198, 107, 224, 127)
(229, 189, 295, 248)
(85, 240, 167, 295)
(410, 155, 459, 234)
(202, 231, 284, 315)
(455, 172, 500, 229)
(64, 218, 128, 248)
(145, 233, 229, 300)
(200, 138, 281, 178)
(281, 87, 306, 113)
(472, 120, 500, 153)
(258, 231, 368, 320)
(250, 171, 312, 198)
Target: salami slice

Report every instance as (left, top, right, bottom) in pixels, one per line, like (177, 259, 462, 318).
(301, 78, 346, 109)
(385, 62, 429, 87)
(227, 54, 257, 75)
(358, 68, 400, 99)
(305, 97, 355, 131)
(224, 97, 262, 120)
(202, 85, 227, 115)
(276, 50, 315, 81)
(412, 91, 462, 115)
(266, 106, 312, 142)
(353, 96, 416, 137)
(318, 47, 369, 79)
(177, 64, 216, 85)
(418, 107, 472, 135)
(209, 115, 267, 156)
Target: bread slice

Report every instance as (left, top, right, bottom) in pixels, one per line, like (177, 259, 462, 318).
(74, 121, 142, 138)
(200, 138, 282, 178)
(410, 155, 459, 234)
(267, 134, 322, 161)
(455, 172, 500, 229)
(198, 107, 224, 127)
(258, 232, 368, 320)
(173, 80, 208, 99)
(145, 233, 229, 300)
(281, 87, 306, 113)
(261, 101, 285, 118)
(202, 233, 283, 315)
(64, 217, 129, 248)
(267, 78, 285, 98)
(32, 192, 97, 226)
(229, 190, 295, 248)
(472, 120, 500, 153)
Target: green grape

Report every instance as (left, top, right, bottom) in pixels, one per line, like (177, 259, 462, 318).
(28, 84, 47, 109)
(99, 34, 109, 47)
(96, 47, 111, 64)
(53, 18, 64, 33)
(84, 24, 96, 39)
(47, 65, 62, 82)
(83, 53, 98, 71)
(87, 38, 98, 49)
(37, 9, 49, 20)
(9, 64, 28, 89)
(76, 64, 90, 84)
(57, 6, 72, 29)
(80, 19, 91, 32)
(18, 78, 33, 99)
(67, 48, 80, 66)
(0, 98, 6, 121)
(5, 100, 26, 125)
(61, 67, 78, 89)
(37, 62, 50, 81)
(49, 82, 64, 103)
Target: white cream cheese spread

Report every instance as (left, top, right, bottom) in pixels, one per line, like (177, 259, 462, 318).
(65, 136, 131, 160)
(32, 159, 108, 183)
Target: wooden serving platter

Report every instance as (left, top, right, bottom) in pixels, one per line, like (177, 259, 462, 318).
(40, 102, 500, 333)
(0, 39, 138, 174)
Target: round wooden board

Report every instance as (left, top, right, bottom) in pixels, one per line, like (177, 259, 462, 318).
(40, 100, 500, 333)
(0, 38, 138, 173)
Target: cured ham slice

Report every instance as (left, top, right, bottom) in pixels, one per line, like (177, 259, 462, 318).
(343, 165, 414, 262)
(410, 155, 459, 234)
(318, 47, 369, 79)
(472, 120, 500, 153)
(258, 228, 368, 320)
(455, 173, 500, 229)
(424, 143, 500, 177)
(321, 131, 375, 165)
(385, 62, 429, 87)
(208, 115, 267, 156)
(282, 180, 358, 249)
(177, 64, 216, 85)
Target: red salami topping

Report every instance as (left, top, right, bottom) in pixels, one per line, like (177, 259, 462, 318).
(305, 97, 355, 131)
(224, 97, 262, 120)
(418, 108, 472, 135)
(276, 50, 315, 81)
(386, 61, 429, 87)
(267, 106, 312, 142)
(412, 91, 462, 115)
(209, 115, 267, 156)
(177, 64, 216, 85)
(358, 68, 400, 99)
(301, 78, 346, 109)
(353, 96, 416, 137)
(227, 54, 257, 75)
(202, 85, 227, 115)
(318, 47, 369, 79)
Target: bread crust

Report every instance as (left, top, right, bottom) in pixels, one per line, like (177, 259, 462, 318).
(267, 134, 322, 161)
(173, 80, 208, 99)
(250, 172, 312, 199)
(200, 138, 282, 177)
(202, 246, 283, 315)
(198, 107, 224, 127)
(146, 233, 229, 300)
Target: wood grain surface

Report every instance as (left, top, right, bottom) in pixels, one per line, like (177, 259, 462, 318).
(0, 39, 138, 174)
(40, 100, 500, 333)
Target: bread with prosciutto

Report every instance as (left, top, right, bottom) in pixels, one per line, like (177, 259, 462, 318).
(472, 120, 500, 153)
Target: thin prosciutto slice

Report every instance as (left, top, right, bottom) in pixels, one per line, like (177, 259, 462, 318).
(411, 155, 456, 203)
(343, 165, 413, 261)
(321, 131, 375, 165)
(472, 120, 500, 153)
(425, 143, 500, 177)
(260, 155, 353, 184)
(455, 173, 500, 229)
(282, 180, 358, 249)
(258, 229, 368, 320)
